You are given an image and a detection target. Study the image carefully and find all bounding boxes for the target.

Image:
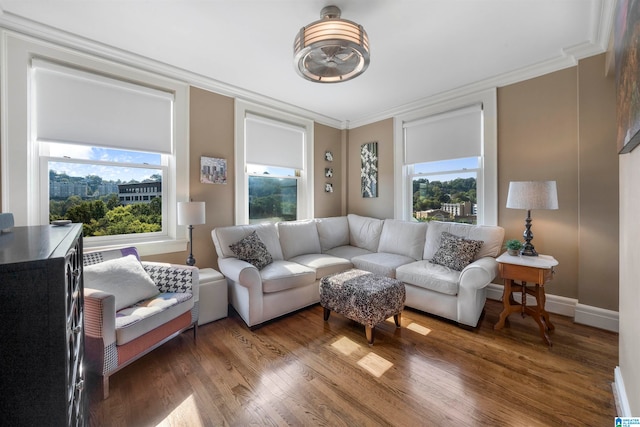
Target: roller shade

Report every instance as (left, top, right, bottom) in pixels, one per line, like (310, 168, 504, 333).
(404, 104, 482, 164)
(32, 58, 174, 154)
(245, 113, 305, 170)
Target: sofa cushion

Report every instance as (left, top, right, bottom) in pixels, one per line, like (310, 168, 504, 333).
(377, 219, 428, 260)
(324, 245, 373, 261)
(289, 253, 353, 279)
(431, 232, 483, 271)
(115, 292, 193, 345)
(229, 230, 273, 270)
(351, 252, 416, 278)
(347, 214, 384, 252)
(396, 260, 461, 296)
(84, 254, 160, 311)
(260, 260, 317, 293)
(316, 216, 350, 252)
(213, 223, 284, 260)
(423, 221, 505, 260)
(278, 220, 322, 259)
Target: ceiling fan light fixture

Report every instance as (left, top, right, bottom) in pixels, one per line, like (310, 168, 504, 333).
(294, 5, 370, 83)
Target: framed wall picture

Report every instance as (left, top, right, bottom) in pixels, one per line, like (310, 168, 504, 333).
(324, 167, 333, 178)
(325, 183, 333, 193)
(200, 156, 227, 184)
(361, 142, 378, 198)
(615, 0, 640, 153)
(325, 151, 334, 162)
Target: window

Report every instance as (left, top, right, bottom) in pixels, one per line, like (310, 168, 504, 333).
(410, 157, 479, 224)
(394, 89, 497, 225)
(43, 142, 167, 239)
(247, 165, 298, 223)
(235, 100, 314, 224)
(1, 33, 189, 256)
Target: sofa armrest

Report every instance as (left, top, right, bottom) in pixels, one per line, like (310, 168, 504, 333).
(142, 262, 199, 302)
(218, 257, 262, 291)
(84, 288, 116, 346)
(459, 257, 498, 291)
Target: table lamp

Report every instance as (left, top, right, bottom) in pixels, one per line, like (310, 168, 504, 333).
(506, 181, 558, 256)
(177, 201, 206, 266)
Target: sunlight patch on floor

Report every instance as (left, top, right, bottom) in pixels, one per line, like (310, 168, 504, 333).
(157, 394, 203, 427)
(331, 336, 361, 356)
(357, 352, 393, 377)
(406, 322, 431, 336)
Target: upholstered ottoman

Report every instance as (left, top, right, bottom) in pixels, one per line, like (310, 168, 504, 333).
(320, 269, 406, 345)
(198, 268, 228, 324)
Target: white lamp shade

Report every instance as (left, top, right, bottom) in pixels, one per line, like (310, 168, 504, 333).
(177, 202, 206, 225)
(506, 181, 558, 210)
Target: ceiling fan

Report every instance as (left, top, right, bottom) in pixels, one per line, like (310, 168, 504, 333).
(294, 6, 370, 83)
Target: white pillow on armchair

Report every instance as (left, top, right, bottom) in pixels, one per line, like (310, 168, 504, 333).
(84, 254, 159, 311)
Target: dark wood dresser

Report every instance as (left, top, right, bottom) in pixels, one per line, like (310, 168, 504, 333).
(0, 224, 86, 426)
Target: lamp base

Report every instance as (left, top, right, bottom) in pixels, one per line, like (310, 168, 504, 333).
(520, 244, 538, 257)
(521, 210, 538, 256)
(186, 225, 196, 266)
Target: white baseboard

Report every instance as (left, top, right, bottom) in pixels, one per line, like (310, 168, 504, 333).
(614, 366, 632, 417)
(575, 303, 619, 333)
(486, 283, 618, 332)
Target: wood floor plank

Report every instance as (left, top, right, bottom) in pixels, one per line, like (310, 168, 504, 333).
(88, 299, 618, 426)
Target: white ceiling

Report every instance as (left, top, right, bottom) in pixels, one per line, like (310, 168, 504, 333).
(0, 0, 615, 128)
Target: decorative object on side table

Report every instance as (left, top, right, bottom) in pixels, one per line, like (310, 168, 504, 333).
(506, 180, 558, 256)
(0, 212, 14, 233)
(505, 239, 523, 256)
(177, 201, 206, 266)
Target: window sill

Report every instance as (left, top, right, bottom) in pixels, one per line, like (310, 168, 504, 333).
(83, 237, 187, 257)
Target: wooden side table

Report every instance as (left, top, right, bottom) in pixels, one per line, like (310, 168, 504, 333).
(494, 252, 558, 346)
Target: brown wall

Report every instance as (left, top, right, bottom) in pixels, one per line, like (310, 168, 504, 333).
(498, 67, 581, 300)
(2, 51, 616, 311)
(347, 118, 395, 219)
(144, 87, 235, 269)
(497, 54, 618, 308)
(343, 55, 618, 310)
(577, 54, 619, 310)
(314, 123, 344, 218)
(146, 89, 345, 269)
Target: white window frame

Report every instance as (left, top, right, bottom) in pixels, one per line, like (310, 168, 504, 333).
(40, 147, 169, 243)
(235, 100, 314, 225)
(0, 31, 189, 256)
(393, 88, 498, 225)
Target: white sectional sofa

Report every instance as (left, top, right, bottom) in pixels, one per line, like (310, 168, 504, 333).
(212, 214, 504, 329)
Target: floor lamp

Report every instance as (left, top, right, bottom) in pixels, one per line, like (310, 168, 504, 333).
(177, 201, 206, 266)
(506, 181, 558, 256)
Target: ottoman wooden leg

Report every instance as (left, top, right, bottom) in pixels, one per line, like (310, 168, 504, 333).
(365, 326, 375, 345)
(323, 307, 331, 321)
(394, 312, 402, 328)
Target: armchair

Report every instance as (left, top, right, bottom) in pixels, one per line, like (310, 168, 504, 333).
(82, 247, 199, 399)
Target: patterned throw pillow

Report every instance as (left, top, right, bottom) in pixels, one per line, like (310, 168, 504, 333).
(431, 232, 484, 271)
(228, 231, 273, 270)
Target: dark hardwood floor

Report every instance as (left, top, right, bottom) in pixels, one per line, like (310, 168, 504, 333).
(88, 299, 618, 426)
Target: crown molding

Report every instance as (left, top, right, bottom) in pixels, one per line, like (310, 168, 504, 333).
(347, 0, 616, 129)
(0, 9, 344, 129)
(0, 0, 616, 131)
